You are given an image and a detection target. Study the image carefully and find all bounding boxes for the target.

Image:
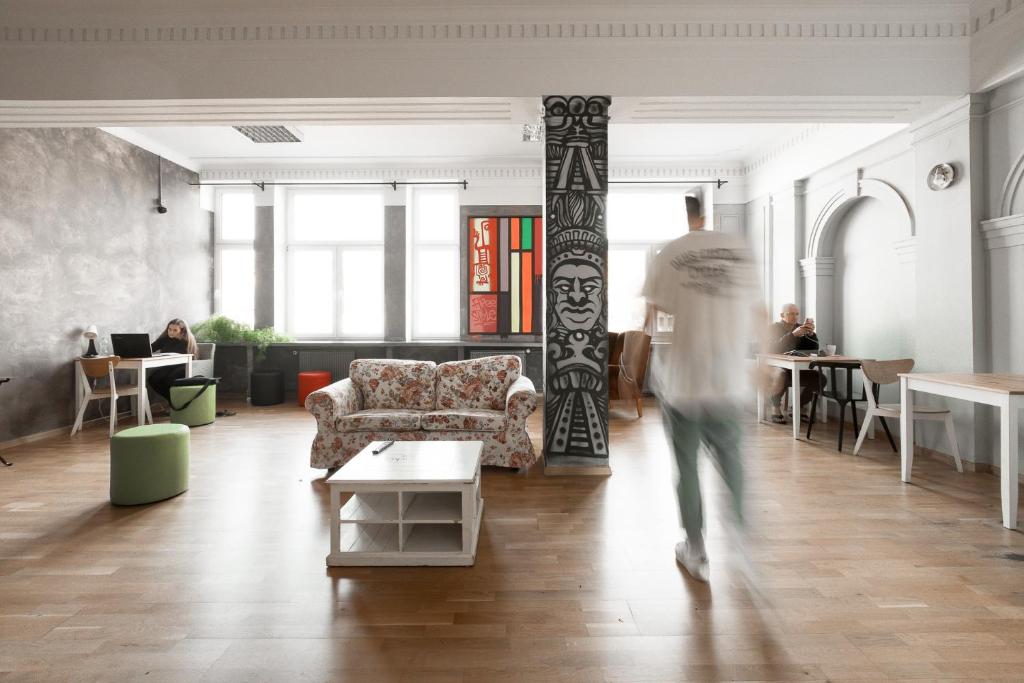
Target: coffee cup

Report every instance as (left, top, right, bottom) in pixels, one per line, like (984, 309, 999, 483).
(825, 344, 837, 356)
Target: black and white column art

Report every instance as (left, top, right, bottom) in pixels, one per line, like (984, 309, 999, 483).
(542, 95, 611, 472)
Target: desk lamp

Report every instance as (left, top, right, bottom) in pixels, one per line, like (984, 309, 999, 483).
(83, 325, 99, 357)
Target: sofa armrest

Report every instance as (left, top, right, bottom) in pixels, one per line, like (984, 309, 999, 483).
(505, 375, 538, 429)
(305, 378, 362, 429)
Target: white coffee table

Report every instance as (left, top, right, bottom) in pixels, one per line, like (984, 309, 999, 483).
(326, 440, 484, 567)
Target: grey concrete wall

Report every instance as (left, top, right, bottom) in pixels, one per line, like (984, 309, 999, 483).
(254, 205, 274, 329)
(0, 128, 213, 443)
(385, 205, 406, 341)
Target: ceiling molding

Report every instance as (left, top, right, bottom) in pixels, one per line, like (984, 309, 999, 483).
(0, 98, 536, 127)
(742, 125, 825, 175)
(616, 96, 945, 124)
(198, 163, 748, 183)
(971, 0, 1024, 34)
(0, 20, 971, 45)
(199, 167, 543, 182)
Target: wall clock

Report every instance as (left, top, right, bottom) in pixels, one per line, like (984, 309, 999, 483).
(927, 162, 955, 191)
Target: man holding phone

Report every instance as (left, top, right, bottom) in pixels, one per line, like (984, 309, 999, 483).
(765, 303, 822, 423)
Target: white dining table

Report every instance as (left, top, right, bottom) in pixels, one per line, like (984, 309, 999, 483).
(899, 372, 1024, 529)
(74, 354, 192, 427)
(756, 353, 859, 440)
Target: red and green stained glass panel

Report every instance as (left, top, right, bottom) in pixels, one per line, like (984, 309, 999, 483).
(468, 216, 542, 335)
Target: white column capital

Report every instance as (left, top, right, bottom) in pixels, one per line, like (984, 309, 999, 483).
(799, 256, 836, 278)
(893, 237, 916, 263)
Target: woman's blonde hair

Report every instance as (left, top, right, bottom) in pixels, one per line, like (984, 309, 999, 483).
(159, 318, 198, 357)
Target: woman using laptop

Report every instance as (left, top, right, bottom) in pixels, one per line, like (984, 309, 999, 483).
(148, 318, 198, 405)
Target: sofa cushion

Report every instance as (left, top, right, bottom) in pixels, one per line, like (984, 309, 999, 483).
(421, 409, 507, 433)
(349, 359, 437, 411)
(338, 409, 422, 432)
(435, 355, 521, 411)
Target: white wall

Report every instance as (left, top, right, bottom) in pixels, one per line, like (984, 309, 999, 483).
(983, 74, 1024, 465)
(833, 197, 915, 361)
(743, 94, 1010, 464)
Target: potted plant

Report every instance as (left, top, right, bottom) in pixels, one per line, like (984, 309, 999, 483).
(192, 316, 292, 403)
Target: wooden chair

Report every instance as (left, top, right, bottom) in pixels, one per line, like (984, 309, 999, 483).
(71, 356, 150, 437)
(852, 359, 963, 472)
(615, 330, 652, 418)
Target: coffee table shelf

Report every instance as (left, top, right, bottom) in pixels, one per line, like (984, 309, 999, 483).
(326, 441, 484, 567)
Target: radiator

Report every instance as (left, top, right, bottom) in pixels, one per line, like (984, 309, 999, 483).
(298, 350, 355, 382)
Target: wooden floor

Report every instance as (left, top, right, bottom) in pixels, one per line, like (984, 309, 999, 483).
(1, 400, 1023, 682)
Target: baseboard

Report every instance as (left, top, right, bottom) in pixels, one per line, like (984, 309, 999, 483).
(908, 444, 1024, 482)
(0, 410, 134, 451)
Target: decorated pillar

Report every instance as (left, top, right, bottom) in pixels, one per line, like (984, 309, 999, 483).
(542, 95, 611, 474)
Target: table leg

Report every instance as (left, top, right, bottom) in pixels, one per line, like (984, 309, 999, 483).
(137, 366, 147, 426)
(792, 367, 802, 440)
(74, 361, 83, 422)
(1000, 399, 1019, 530)
(329, 487, 341, 558)
(462, 482, 476, 555)
(756, 358, 765, 424)
(900, 377, 914, 482)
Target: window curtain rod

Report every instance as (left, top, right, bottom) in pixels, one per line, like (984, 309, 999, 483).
(187, 180, 469, 191)
(609, 179, 729, 188)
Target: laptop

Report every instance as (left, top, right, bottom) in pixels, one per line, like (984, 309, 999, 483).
(110, 333, 154, 359)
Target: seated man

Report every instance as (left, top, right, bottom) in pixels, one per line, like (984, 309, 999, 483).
(766, 303, 823, 423)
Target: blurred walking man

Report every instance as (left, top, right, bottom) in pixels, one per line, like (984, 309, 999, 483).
(642, 191, 759, 582)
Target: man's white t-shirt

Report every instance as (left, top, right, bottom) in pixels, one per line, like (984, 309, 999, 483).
(641, 230, 758, 413)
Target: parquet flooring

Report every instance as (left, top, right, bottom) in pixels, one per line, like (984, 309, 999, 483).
(1, 399, 1022, 681)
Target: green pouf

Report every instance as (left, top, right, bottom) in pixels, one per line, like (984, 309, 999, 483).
(170, 383, 217, 427)
(110, 424, 190, 505)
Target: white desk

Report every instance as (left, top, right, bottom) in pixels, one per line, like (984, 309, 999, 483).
(899, 372, 1024, 529)
(756, 353, 858, 440)
(74, 354, 192, 427)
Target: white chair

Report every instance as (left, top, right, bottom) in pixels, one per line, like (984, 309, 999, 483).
(71, 356, 151, 437)
(852, 359, 963, 472)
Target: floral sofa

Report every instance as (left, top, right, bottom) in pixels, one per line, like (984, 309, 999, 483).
(305, 355, 538, 470)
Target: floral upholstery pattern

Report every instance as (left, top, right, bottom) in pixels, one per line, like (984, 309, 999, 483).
(306, 359, 538, 470)
(421, 409, 506, 432)
(435, 355, 521, 411)
(349, 359, 436, 411)
(339, 409, 422, 432)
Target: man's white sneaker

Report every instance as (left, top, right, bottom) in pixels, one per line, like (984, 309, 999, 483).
(675, 541, 709, 582)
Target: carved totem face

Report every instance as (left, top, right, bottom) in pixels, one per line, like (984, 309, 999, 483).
(552, 261, 604, 331)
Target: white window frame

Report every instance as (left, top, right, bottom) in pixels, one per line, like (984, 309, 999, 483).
(213, 188, 256, 327)
(284, 187, 386, 340)
(407, 186, 460, 341)
(607, 186, 694, 337)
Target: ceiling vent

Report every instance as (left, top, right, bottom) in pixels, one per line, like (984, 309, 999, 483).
(233, 125, 303, 143)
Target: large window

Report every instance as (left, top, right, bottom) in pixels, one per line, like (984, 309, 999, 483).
(285, 189, 385, 338)
(606, 188, 692, 333)
(214, 189, 256, 327)
(408, 187, 460, 339)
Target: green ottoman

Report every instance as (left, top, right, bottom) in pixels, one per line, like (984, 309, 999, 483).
(110, 424, 190, 505)
(169, 381, 217, 427)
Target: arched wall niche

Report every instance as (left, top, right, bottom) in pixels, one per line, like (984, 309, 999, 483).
(801, 176, 916, 348)
(999, 148, 1024, 217)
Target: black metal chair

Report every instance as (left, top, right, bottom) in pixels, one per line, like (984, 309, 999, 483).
(806, 360, 866, 451)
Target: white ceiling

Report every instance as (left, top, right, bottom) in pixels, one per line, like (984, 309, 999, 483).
(105, 122, 906, 172)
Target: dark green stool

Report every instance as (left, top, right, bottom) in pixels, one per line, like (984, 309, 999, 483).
(110, 424, 190, 505)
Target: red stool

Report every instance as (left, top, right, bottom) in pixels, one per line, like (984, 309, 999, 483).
(297, 371, 333, 407)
